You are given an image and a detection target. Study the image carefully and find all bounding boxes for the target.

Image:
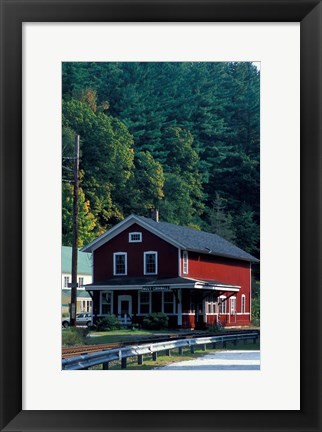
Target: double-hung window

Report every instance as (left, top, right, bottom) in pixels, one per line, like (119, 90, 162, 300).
(101, 292, 113, 315)
(183, 250, 188, 274)
(78, 277, 84, 287)
(241, 294, 246, 314)
(218, 296, 227, 314)
(230, 297, 236, 314)
(144, 251, 158, 275)
(64, 276, 69, 287)
(139, 292, 151, 314)
(113, 252, 127, 275)
(207, 292, 216, 314)
(163, 292, 175, 314)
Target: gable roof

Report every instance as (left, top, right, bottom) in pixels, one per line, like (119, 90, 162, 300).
(81, 215, 259, 263)
(136, 216, 259, 263)
(62, 246, 92, 275)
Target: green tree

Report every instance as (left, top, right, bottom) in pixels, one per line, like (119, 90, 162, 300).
(208, 193, 236, 242)
(127, 151, 165, 214)
(62, 98, 135, 231)
(234, 204, 259, 254)
(61, 62, 260, 256)
(62, 182, 97, 247)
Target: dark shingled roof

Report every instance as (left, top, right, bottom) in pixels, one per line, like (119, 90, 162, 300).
(137, 216, 259, 263)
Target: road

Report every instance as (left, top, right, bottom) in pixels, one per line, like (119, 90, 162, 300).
(155, 350, 260, 370)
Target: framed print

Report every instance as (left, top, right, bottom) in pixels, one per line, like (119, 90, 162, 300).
(0, 0, 321, 431)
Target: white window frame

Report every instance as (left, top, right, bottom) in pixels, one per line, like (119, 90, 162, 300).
(138, 291, 152, 315)
(230, 296, 237, 315)
(218, 295, 227, 314)
(129, 232, 142, 243)
(113, 252, 127, 276)
(241, 294, 246, 314)
(183, 250, 189, 274)
(206, 292, 216, 314)
(64, 276, 69, 287)
(207, 302, 213, 314)
(118, 295, 132, 318)
(144, 251, 158, 275)
(162, 291, 176, 315)
(100, 291, 114, 315)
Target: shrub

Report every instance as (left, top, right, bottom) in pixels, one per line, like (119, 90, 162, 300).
(251, 288, 260, 327)
(62, 327, 89, 346)
(207, 323, 225, 334)
(94, 315, 121, 331)
(142, 312, 169, 330)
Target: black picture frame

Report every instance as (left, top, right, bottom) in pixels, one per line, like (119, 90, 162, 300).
(0, 1, 321, 431)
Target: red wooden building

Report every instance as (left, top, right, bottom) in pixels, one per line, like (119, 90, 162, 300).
(82, 213, 259, 329)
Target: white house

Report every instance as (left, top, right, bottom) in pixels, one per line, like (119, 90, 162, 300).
(62, 246, 93, 314)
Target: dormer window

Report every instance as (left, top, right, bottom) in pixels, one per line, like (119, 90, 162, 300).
(113, 252, 127, 275)
(129, 232, 142, 243)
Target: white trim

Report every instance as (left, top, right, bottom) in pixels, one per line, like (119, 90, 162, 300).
(143, 251, 158, 275)
(162, 291, 176, 315)
(81, 215, 259, 265)
(118, 294, 132, 317)
(138, 291, 152, 315)
(129, 232, 142, 243)
(178, 248, 181, 277)
(113, 252, 127, 276)
(100, 291, 113, 315)
(230, 296, 237, 314)
(177, 289, 182, 325)
(218, 295, 227, 314)
(81, 214, 185, 252)
(250, 262, 252, 318)
(241, 294, 246, 314)
(183, 250, 189, 274)
(86, 283, 240, 291)
(92, 252, 94, 281)
(203, 299, 207, 323)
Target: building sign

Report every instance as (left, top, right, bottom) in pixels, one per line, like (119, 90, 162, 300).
(141, 286, 171, 292)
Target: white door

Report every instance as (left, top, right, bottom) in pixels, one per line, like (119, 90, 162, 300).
(118, 295, 132, 324)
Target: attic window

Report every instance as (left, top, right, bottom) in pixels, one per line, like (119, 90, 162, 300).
(129, 232, 142, 243)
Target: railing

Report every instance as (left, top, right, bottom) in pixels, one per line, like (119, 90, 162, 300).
(62, 331, 259, 370)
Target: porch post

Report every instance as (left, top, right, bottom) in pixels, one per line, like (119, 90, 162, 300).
(177, 289, 182, 327)
(203, 298, 207, 324)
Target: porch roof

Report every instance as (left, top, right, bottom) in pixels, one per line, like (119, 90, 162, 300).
(84, 276, 240, 292)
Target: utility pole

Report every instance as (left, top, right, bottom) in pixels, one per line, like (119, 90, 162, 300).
(70, 134, 80, 326)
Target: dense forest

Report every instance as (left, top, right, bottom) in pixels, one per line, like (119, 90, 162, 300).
(62, 62, 260, 257)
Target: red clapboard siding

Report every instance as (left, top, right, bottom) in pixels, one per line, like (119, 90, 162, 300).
(182, 251, 250, 286)
(181, 251, 251, 327)
(184, 250, 250, 299)
(94, 223, 178, 282)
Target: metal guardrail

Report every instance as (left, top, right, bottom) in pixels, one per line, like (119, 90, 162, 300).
(62, 331, 259, 370)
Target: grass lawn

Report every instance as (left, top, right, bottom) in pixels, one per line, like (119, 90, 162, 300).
(89, 340, 260, 370)
(86, 329, 182, 345)
(86, 327, 259, 345)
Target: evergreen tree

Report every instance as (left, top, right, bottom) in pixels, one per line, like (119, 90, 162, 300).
(208, 193, 236, 243)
